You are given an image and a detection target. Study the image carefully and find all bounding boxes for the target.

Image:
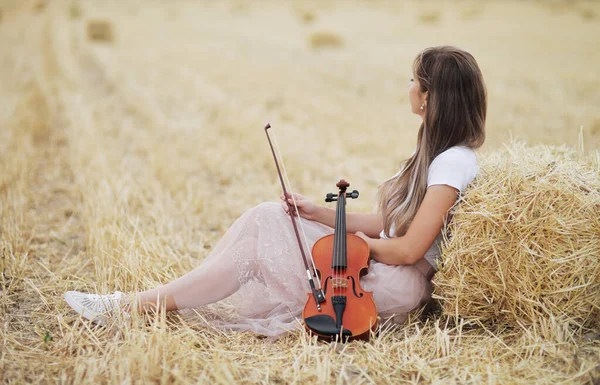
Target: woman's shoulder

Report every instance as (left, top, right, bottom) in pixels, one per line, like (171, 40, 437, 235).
(433, 145, 477, 165)
(427, 145, 479, 192)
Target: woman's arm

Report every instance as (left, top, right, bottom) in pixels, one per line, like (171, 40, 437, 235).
(281, 192, 383, 238)
(313, 207, 383, 239)
(356, 184, 459, 265)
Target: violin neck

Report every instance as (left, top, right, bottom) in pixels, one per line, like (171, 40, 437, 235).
(332, 188, 347, 269)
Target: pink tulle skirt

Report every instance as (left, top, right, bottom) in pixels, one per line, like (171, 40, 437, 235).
(179, 202, 432, 337)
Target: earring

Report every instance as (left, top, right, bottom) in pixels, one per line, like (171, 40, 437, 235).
(420, 104, 425, 110)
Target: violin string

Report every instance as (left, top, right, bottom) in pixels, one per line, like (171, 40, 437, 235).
(332, 195, 336, 299)
(331, 194, 342, 296)
(338, 193, 343, 299)
(339, 194, 342, 299)
(332, 196, 336, 299)
(271, 127, 323, 290)
(339, 193, 343, 299)
(343, 193, 346, 302)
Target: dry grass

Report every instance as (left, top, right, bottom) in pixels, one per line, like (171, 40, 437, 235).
(1, 0, 599, 384)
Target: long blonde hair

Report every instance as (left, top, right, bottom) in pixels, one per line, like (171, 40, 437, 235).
(378, 46, 487, 237)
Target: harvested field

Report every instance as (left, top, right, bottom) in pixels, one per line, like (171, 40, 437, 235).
(1, 0, 599, 384)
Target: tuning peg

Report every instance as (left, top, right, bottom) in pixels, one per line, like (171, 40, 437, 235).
(346, 190, 359, 199)
(325, 193, 338, 202)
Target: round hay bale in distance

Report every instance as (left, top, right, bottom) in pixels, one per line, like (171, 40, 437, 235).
(308, 31, 343, 50)
(86, 20, 114, 43)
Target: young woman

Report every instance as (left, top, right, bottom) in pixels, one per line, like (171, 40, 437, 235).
(65, 46, 486, 337)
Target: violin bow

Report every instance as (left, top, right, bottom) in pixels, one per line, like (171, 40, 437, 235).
(264, 123, 326, 310)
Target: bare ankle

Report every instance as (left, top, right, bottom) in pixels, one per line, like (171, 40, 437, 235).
(128, 292, 179, 313)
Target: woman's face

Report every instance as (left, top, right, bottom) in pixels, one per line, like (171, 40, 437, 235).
(408, 76, 427, 118)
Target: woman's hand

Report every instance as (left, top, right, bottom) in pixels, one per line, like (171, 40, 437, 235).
(280, 192, 319, 221)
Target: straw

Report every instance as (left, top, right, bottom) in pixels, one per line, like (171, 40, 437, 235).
(435, 143, 600, 331)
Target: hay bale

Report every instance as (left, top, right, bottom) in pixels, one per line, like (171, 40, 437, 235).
(309, 32, 344, 50)
(591, 119, 600, 136)
(33, 1, 46, 13)
(579, 7, 597, 21)
(460, 4, 484, 20)
(434, 143, 600, 331)
(418, 10, 441, 24)
(70, 3, 81, 19)
(296, 9, 316, 24)
(86, 20, 114, 43)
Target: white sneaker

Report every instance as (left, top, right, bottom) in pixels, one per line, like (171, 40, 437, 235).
(64, 290, 131, 326)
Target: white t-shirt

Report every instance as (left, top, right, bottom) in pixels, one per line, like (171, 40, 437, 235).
(379, 145, 479, 270)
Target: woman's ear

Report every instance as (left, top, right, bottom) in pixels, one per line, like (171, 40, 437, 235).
(423, 90, 429, 106)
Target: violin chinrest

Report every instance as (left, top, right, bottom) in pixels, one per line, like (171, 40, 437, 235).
(304, 315, 352, 338)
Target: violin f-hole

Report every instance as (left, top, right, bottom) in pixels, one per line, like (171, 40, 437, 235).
(346, 276, 364, 298)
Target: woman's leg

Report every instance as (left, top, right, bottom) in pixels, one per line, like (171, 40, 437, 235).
(131, 239, 252, 312)
(65, 202, 332, 330)
(127, 204, 267, 313)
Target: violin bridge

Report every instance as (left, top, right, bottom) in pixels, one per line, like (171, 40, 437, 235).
(331, 278, 348, 289)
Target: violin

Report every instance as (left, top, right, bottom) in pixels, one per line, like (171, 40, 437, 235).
(265, 123, 378, 342)
(302, 180, 379, 341)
